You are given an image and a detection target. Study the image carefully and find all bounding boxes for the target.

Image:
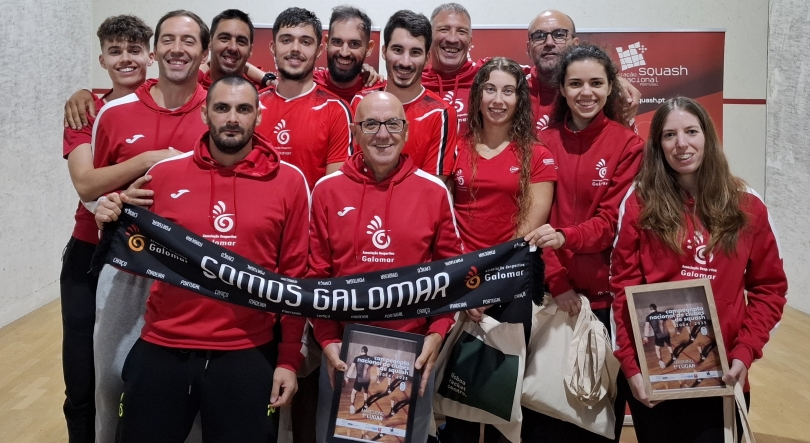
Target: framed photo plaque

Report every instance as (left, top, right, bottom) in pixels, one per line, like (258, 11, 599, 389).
(625, 279, 733, 401)
(326, 324, 424, 443)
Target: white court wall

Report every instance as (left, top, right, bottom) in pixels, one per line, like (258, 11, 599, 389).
(767, 0, 810, 315)
(0, 0, 93, 327)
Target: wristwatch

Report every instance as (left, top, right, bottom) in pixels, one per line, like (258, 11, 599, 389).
(262, 72, 277, 87)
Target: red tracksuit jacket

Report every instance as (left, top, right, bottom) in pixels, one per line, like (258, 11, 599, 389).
(138, 133, 310, 372)
(309, 153, 463, 347)
(526, 66, 557, 132)
(611, 187, 788, 389)
(422, 58, 488, 135)
(539, 111, 645, 310)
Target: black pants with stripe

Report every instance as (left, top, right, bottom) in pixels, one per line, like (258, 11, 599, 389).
(116, 339, 279, 443)
(60, 236, 98, 443)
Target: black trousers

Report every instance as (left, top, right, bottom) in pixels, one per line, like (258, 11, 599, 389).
(627, 390, 750, 443)
(60, 236, 98, 443)
(116, 339, 280, 443)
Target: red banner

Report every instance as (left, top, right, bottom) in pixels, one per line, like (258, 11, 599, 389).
(463, 28, 725, 140)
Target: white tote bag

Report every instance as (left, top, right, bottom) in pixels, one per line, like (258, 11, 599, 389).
(433, 312, 526, 443)
(522, 295, 620, 439)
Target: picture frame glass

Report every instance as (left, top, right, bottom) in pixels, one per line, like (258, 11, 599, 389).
(626, 279, 733, 400)
(327, 325, 424, 443)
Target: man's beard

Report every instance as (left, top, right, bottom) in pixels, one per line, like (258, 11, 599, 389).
(278, 60, 314, 82)
(328, 55, 363, 83)
(210, 124, 253, 154)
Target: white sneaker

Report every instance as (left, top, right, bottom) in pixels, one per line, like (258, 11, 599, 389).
(349, 405, 356, 414)
(658, 359, 666, 369)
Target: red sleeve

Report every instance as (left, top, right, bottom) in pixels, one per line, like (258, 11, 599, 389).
(559, 138, 643, 253)
(543, 247, 574, 297)
(92, 109, 117, 169)
(326, 99, 353, 165)
(63, 119, 94, 159)
(275, 173, 311, 372)
(729, 196, 788, 368)
(307, 187, 343, 348)
(530, 144, 557, 183)
(426, 182, 463, 338)
(610, 191, 645, 377)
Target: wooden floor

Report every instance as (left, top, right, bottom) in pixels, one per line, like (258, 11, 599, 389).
(0, 300, 808, 442)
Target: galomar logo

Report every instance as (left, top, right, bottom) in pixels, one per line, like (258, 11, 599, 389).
(212, 201, 235, 233)
(596, 159, 608, 178)
(443, 91, 464, 114)
(366, 216, 391, 249)
(465, 266, 481, 289)
(274, 119, 290, 145)
(126, 225, 145, 252)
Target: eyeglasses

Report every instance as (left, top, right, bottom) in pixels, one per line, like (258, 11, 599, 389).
(529, 29, 571, 44)
(356, 118, 406, 134)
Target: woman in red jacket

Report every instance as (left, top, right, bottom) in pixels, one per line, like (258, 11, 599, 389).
(440, 57, 556, 443)
(523, 43, 643, 443)
(611, 97, 787, 442)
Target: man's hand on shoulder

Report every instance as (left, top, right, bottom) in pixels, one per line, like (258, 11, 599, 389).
(64, 89, 96, 130)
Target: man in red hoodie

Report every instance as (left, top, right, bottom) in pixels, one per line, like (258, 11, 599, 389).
(311, 92, 463, 443)
(90, 10, 211, 443)
(95, 75, 308, 442)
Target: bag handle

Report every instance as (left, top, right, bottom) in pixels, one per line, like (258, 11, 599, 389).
(725, 383, 754, 443)
(564, 296, 616, 406)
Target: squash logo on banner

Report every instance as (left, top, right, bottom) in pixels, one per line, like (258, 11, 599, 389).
(465, 266, 481, 289)
(616, 42, 647, 70)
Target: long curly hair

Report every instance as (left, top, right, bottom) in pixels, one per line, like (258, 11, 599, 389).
(551, 43, 624, 125)
(465, 57, 537, 235)
(636, 97, 747, 254)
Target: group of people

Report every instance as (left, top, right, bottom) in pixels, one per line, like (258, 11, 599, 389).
(59, 3, 788, 443)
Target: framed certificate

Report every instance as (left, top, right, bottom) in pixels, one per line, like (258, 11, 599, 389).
(326, 324, 424, 443)
(625, 279, 733, 401)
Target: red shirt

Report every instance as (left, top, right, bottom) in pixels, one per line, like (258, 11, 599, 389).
(63, 93, 109, 244)
(92, 79, 207, 169)
(313, 68, 385, 103)
(422, 58, 489, 136)
(139, 133, 309, 371)
(309, 154, 463, 347)
(256, 84, 352, 188)
(539, 111, 644, 310)
(351, 87, 458, 176)
(526, 66, 557, 132)
(452, 141, 557, 251)
(611, 188, 787, 388)
(198, 70, 265, 91)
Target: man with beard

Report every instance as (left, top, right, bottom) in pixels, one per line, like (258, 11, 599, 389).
(255, 7, 352, 189)
(526, 10, 640, 131)
(314, 6, 384, 103)
(352, 10, 457, 181)
(89, 10, 211, 442)
(95, 75, 308, 443)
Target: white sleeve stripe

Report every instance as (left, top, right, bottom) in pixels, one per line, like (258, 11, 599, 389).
(280, 161, 312, 225)
(145, 150, 193, 175)
(435, 108, 449, 176)
(613, 183, 637, 249)
(327, 99, 354, 157)
(90, 93, 140, 158)
(414, 169, 461, 240)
